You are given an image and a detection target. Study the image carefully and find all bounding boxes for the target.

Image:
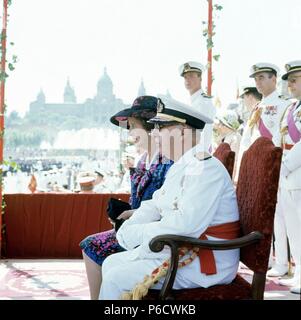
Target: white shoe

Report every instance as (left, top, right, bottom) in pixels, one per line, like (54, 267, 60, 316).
(267, 265, 288, 277)
(290, 286, 301, 294)
(278, 277, 298, 287)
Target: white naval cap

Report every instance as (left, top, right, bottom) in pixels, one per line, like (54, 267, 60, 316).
(282, 60, 301, 80)
(148, 96, 213, 130)
(179, 61, 205, 77)
(249, 62, 280, 78)
(78, 175, 96, 186)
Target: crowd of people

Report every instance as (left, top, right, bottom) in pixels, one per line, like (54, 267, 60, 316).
(78, 59, 301, 299)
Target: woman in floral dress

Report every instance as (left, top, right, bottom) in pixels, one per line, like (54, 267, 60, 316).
(79, 96, 173, 299)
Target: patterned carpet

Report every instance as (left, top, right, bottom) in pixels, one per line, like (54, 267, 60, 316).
(0, 260, 299, 300)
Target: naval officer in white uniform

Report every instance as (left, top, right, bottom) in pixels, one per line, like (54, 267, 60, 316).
(274, 61, 301, 295)
(99, 97, 240, 300)
(235, 63, 290, 276)
(179, 61, 216, 153)
(239, 63, 290, 154)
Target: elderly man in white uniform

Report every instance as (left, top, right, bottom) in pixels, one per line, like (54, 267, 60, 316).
(274, 61, 301, 295)
(236, 63, 290, 277)
(99, 98, 240, 300)
(179, 61, 216, 153)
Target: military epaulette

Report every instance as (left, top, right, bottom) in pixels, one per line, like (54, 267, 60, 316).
(201, 93, 212, 99)
(194, 152, 212, 161)
(278, 95, 291, 100)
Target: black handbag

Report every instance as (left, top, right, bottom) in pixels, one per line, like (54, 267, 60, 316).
(106, 198, 131, 231)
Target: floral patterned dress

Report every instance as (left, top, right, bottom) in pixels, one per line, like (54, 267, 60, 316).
(79, 153, 173, 265)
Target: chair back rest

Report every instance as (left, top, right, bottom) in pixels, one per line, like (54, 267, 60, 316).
(236, 137, 282, 273)
(213, 143, 235, 178)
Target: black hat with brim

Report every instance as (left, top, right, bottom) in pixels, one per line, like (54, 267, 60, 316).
(110, 96, 158, 129)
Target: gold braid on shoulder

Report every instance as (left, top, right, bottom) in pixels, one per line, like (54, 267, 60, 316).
(120, 247, 199, 300)
(279, 104, 292, 146)
(248, 105, 262, 129)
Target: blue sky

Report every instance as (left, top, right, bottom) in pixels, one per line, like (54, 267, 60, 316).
(4, 0, 301, 116)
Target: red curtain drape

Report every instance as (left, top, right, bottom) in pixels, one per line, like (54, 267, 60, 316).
(3, 193, 130, 258)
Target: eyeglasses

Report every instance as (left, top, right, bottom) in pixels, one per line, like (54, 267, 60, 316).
(287, 76, 301, 84)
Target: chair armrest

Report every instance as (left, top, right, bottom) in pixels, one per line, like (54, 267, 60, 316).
(148, 231, 263, 300)
(149, 231, 263, 252)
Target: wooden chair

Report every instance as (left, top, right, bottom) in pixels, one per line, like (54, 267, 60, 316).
(213, 143, 235, 178)
(145, 137, 282, 300)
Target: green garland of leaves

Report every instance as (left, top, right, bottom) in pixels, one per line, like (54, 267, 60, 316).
(202, 1, 223, 82)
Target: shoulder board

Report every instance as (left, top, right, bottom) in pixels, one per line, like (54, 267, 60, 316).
(201, 93, 212, 99)
(194, 152, 212, 161)
(278, 95, 290, 101)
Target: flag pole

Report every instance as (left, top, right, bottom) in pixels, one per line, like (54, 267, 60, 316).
(0, 0, 9, 257)
(207, 0, 213, 96)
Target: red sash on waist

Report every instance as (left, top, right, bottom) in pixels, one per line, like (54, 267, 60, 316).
(283, 144, 294, 151)
(198, 221, 240, 275)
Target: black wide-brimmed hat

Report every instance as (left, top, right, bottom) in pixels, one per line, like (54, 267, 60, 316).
(110, 95, 159, 129)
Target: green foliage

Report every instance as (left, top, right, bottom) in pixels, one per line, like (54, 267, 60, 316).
(8, 63, 14, 71)
(214, 4, 223, 11)
(207, 38, 214, 50)
(202, 1, 223, 88)
(3, 159, 19, 171)
(0, 71, 8, 81)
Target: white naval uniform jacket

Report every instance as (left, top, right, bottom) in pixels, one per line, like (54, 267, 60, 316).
(276, 100, 301, 190)
(191, 89, 216, 152)
(235, 91, 290, 182)
(116, 145, 239, 288)
(240, 91, 289, 151)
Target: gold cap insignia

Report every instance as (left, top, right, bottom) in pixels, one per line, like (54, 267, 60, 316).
(183, 63, 191, 73)
(157, 98, 165, 113)
(285, 64, 291, 72)
(252, 65, 259, 72)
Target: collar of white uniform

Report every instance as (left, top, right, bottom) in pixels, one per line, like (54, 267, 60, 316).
(261, 90, 279, 105)
(190, 89, 203, 103)
(168, 143, 206, 174)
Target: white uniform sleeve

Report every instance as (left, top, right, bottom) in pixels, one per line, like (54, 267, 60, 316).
(116, 195, 161, 250)
(283, 141, 301, 172)
(138, 162, 229, 256)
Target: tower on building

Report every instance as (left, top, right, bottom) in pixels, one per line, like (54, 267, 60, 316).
(96, 67, 114, 102)
(64, 78, 77, 103)
(37, 88, 46, 104)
